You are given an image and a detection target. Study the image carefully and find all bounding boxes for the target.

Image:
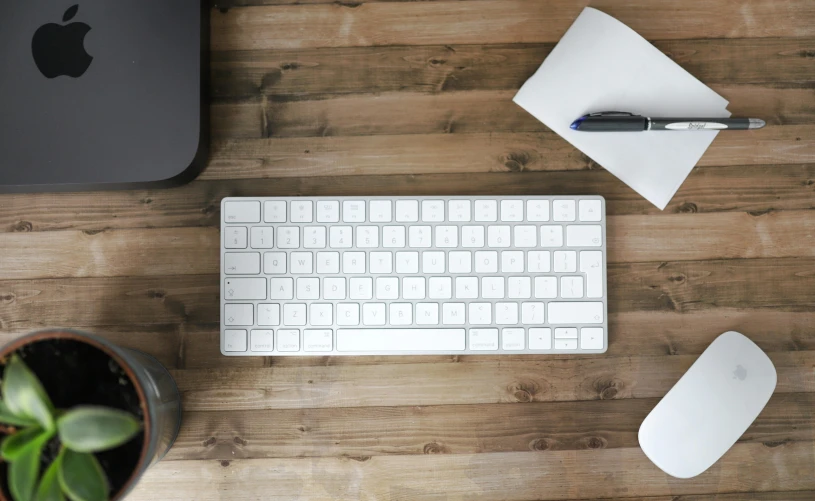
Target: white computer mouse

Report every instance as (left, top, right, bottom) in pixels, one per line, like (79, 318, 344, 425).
(638, 331, 777, 478)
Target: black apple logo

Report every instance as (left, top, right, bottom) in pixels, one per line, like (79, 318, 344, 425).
(32, 5, 93, 79)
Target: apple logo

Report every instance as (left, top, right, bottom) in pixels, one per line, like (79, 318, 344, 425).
(732, 365, 747, 381)
(31, 5, 93, 79)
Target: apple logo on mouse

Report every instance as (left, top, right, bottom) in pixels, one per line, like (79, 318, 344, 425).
(31, 4, 93, 79)
(733, 364, 748, 381)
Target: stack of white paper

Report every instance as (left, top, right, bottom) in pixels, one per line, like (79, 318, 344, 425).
(513, 7, 730, 209)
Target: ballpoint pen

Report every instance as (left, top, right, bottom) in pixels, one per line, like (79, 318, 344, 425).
(570, 111, 766, 132)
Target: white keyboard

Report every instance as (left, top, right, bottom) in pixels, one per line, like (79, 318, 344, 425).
(220, 196, 607, 356)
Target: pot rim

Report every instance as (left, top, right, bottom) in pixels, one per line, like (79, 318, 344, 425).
(0, 329, 152, 501)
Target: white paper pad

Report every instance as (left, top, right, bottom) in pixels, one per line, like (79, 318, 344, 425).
(513, 7, 730, 209)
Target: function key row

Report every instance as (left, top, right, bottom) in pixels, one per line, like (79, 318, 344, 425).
(224, 199, 603, 224)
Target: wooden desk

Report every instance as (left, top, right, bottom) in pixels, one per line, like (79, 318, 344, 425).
(2, 1, 815, 499)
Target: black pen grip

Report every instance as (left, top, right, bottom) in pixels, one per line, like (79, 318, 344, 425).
(573, 116, 647, 131)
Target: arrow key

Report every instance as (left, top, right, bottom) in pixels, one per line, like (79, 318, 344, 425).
(580, 327, 604, 350)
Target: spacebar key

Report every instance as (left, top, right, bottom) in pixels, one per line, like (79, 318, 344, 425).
(337, 329, 466, 352)
(548, 302, 604, 324)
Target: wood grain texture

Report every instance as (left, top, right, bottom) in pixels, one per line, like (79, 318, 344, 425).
(1, 0, 815, 499)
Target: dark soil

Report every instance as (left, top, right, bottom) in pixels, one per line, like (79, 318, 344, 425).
(0, 338, 145, 500)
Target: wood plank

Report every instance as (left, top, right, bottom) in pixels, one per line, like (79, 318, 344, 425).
(2, 212, 814, 279)
(2, 164, 814, 234)
(211, 1, 815, 51)
(212, 87, 815, 139)
(212, 39, 815, 99)
(128, 441, 815, 501)
(174, 351, 815, 411)
(167, 393, 815, 460)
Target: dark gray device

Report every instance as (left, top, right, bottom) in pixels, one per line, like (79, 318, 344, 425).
(0, 1, 208, 193)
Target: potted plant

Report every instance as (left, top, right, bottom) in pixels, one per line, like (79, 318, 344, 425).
(0, 330, 182, 501)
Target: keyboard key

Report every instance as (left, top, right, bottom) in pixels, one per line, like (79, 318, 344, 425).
(225, 278, 266, 300)
(304, 330, 333, 352)
(514, 226, 537, 248)
(408, 226, 432, 248)
(250, 227, 274, 249)
(448, 251, 472, 273)
(495, 302, 518, 324)
(500, 200, 523, 221)
(290, 200, 313, 223)
(579, 199, 602, 222)
(363, 303, 386, 326)
(469, 329, 499, 350)
(264, 252, 286, 274)
(555, 339, 578, 350)
(225, 201, 260, 223)
(581, 328, 604, 350)
(475, 251, 498, 273)
(442, 303, 466, 325)
(475, 200, 498, 222)
(527, 200, 550, 222)
(534, 276, 557, 299)
(462, 226, 485, 248)
(501, 251, 524, 272)
(337, 329, 466, 352)
(329, 226, 353, 248)
(555, 328, 578, 339)
(370, 200, 393, 222)
(561, 276, 584, 298)
(421, 200, 444, 222)
(376, 277, 399, 299)
(403, 277, 426, 299)
(324, 277, 347, 300)
(264, 201, 286, 223)
(487, 226, 510, 247)
(566, 225, 603, 247)
(269, 278, 293, 300)
(277, 227, 299, 249)
(304, 227, 327, 249)
(290, 252, 313, 274)
(317, 252, 340, 274)
(343, 252, 366, 274)
(416, 303, 439, 325)
(541, 226, 563, 247)
(548, 302, 604, 324)
(258, 304, 280, 326)
(337, 303, 360, 326)
(225, 227, 248, 249)
(277, 330, 300, 352)
(436, 226, 458, 248)
(224, 304, 253, 326)
(389, 303, 413, 325)
(449, 200, 471, 222)
(422, 251, 445, 274)
(283, 303, 306, 326)
(469, 303, 491, 324)
(429, 277, 452, 299)
(310, 303, 333, 326)
(297, 278, 320, 300)
(224, 253, 260, 275)
(356, 226, 379, 248)
(528, 251, 551, 273)
(554, 251, 577, 272)
(521, 302, 544, 324)
(224, 330, 247, 352)
(370, 251, 393, 274)
(508, 277, 531, 299)
(455, 277, 478, 299)
(580, 251, 604, 298)
(395, 200, 419, 222)
(383, 226, 406, 248)
(553, 199, 576, 222)
(482, 277, 504, 299)
(317, 201, 340, 223)
(396, 251, 420, 274)
(502, 328, 525, 350)
(250, 330, 274, 352)
(343, 201, 366, 222)
(349, 278, 373, 300)
(529, 328, 552, 350)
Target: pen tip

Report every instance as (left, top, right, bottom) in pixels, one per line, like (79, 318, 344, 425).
(570, 118, 583, 130)
(748, 118, 766, 129)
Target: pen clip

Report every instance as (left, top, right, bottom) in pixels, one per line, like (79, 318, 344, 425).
(587, 111, 638, 117)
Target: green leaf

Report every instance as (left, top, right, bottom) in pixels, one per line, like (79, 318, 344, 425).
(2, 355, 55, 431)
(0, 400, 38, 428)
(57, 450, 108, 501)
(57, 407, 141, 453)
(8, 430, 51, 501)
(35, 454, 66, 501)
(1, 427, 51, 461)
